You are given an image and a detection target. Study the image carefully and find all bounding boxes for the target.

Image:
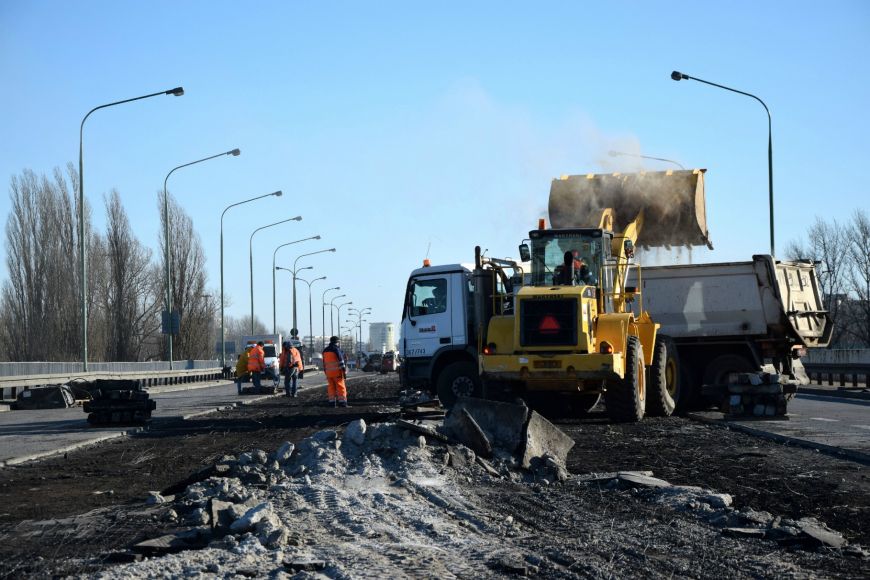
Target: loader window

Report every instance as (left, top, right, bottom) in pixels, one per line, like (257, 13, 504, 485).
(410, 278, 447, 316)
(529, 231, 604, 287)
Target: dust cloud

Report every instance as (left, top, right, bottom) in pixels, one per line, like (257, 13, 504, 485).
(547, 170, 713, 250)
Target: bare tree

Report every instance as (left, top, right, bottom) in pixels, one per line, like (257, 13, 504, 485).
(158, 191, 213, 360)
(846, 209, 870, 347)
(785, 216, 851, 347)
(1, 165, 94, 361)
(99, 190, 161, 361)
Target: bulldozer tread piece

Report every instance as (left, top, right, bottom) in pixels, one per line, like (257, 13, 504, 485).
(646, 335, 678, 417)
(605, 335, 646, 422)
(436, 361, 481, 408)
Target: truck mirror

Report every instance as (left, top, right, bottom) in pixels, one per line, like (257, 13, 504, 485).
(519, 243, 531, 262)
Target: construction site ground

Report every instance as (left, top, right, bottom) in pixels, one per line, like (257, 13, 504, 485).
(0, 372, 868, 578)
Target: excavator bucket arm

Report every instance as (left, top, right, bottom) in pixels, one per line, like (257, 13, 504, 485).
(548, 169, 712, 249)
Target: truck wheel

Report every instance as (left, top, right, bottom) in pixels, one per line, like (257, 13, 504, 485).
(436, 361, 480, 408)
(703, 354, 756, 388)
(646, 336, 678, 417)
(605, 336, 646, 422)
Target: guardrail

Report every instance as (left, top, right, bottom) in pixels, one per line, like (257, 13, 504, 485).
(804, 363, 870, 388)
(0, 362, 228, 401)
(0, 360, 221, 377)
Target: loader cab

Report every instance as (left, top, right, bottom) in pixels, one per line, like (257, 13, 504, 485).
(525, 228, 612, 288)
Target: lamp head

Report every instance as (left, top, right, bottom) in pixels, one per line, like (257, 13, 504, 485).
(293, 215, 302, 221)
(313, 235, 322, 240)
(328, 248, 336, 252)
(671, 71, 687, 81)
(273, 190, 283, 197)
(230, 148, 241, 156)
(302, 266, 313, 271)
(167, 87, 185, 96)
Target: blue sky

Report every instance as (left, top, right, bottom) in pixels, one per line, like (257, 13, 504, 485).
(1, 1, 868, 342)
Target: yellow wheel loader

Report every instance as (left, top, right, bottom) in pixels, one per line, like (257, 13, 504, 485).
(478, 170, 710, 422)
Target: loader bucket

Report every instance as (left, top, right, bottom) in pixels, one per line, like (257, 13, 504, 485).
(548, 169, 712, 249)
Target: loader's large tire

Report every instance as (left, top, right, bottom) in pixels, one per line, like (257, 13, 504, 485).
(646, 335, 678, 417)
(605, 336, 646, 422)
(436, 361, 481, 408)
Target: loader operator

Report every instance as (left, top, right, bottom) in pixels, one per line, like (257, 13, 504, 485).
(322, 336, 348, 407)
(247, 341, 266, 392)
(571, 249, 596, 286)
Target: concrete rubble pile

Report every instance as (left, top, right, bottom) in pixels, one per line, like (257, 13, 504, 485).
(577, 471, 862, 553)
(720, 370, 798, 418)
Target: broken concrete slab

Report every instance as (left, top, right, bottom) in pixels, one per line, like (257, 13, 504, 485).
(344, 419, 367, 446)
(797, 518, 848, 548)
(616, 473, 672, 488)
(133, 527, 211, 555)
(284, 558, 327, 571)
(396, 419, 450, 442)
(722, 527, 768, 539)
(451, 397, 529, 453)
(521, 411, 575, 470)
(445, 408, 493, 457)
(275, 442, 295, 464)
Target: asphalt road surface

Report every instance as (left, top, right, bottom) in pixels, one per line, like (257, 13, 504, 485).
(0, 374, 332, 466)
(1, 377, 867, 468)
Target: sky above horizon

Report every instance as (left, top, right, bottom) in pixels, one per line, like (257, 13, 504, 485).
(1, 1, 868, 344)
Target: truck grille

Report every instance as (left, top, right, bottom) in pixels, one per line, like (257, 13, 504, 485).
(520, 299, 578, 347)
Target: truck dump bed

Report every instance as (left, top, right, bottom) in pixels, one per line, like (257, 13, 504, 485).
(633, 255, 832, 347)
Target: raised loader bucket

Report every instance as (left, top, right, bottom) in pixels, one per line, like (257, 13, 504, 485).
(548, 169, 712, 249)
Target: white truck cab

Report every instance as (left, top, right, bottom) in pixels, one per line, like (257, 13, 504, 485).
(399, 262, 480, 404)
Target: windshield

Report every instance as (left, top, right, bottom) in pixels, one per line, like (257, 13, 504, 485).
(529, 230, 604, 286)
(263, 345, 277, 358)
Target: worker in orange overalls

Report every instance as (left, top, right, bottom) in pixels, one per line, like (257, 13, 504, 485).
(279, 341, 303, 398)
(247, 341, 266, 392)
(322, 336, 348, 407)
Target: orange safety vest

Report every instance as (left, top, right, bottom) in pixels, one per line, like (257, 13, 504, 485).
(323, 350, 344, 378)
(247, 346, 264, 372)
(280, 347, 302, 371)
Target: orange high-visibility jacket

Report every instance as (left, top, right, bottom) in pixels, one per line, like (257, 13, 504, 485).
(322, 350, 344, 378)
(279, 347, 302, 371)
(247, 345, 265, 372)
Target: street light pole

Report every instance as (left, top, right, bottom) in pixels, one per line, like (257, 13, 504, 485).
(249, 216, 302, 333)
(321, 287, 340, 350)
(329, 294, 346, 337)
(291, 249, 336, 335)
(607, 150, 685, 170)
(335, 301, 353, 340)
(671, 70, 775, 256)
(163, 148, 240, 370)
(78, 86, 184, 371)
(220, 190, 283, 367)
(271, 236, 320, 333)
(296, 275, 326, 360)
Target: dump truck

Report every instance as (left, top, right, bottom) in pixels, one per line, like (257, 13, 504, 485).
(401, 170, 711, 421)
(627, 255, 833, 411)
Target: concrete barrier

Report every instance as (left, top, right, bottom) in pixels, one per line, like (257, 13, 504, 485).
(0, 366, 224, 401)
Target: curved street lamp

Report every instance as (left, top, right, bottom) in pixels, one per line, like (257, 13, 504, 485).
(291, 249, 336, 335)
(671, 70, 774, 256)
(296, 275, 327, 357)
(219, 190, 282, 366)
(163, 148, 240, 369)
(249, 216, 302, 332)
(321, 287, 341, 350)
(328, 294, 347, 338)
(78, 86, 184, 370)
(271, 236, 320, 333)
(335, 301, 353, 339)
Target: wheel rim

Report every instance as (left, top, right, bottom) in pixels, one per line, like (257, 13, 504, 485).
(637, 358, 645, 401)
(452, 376, 476, 397)
(665, 358, 678, 397)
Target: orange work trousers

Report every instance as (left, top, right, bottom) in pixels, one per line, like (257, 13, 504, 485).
(327, 376, 347, 403)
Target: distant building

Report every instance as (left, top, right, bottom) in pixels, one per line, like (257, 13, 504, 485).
(368, 322, 396, 353)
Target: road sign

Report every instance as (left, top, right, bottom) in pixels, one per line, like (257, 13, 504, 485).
(161, 311, 180, 335)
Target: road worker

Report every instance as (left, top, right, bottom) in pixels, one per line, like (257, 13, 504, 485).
(279, 341, 303, 398)
(322, 336, 348, 407)
(247, 341, 266, 392)
(235, 346, 252, 395)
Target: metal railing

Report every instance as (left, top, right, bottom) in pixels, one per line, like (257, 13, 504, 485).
(0, 360, 219, 377)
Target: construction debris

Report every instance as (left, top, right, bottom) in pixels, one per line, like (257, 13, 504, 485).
(703, 370, 798, 419)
